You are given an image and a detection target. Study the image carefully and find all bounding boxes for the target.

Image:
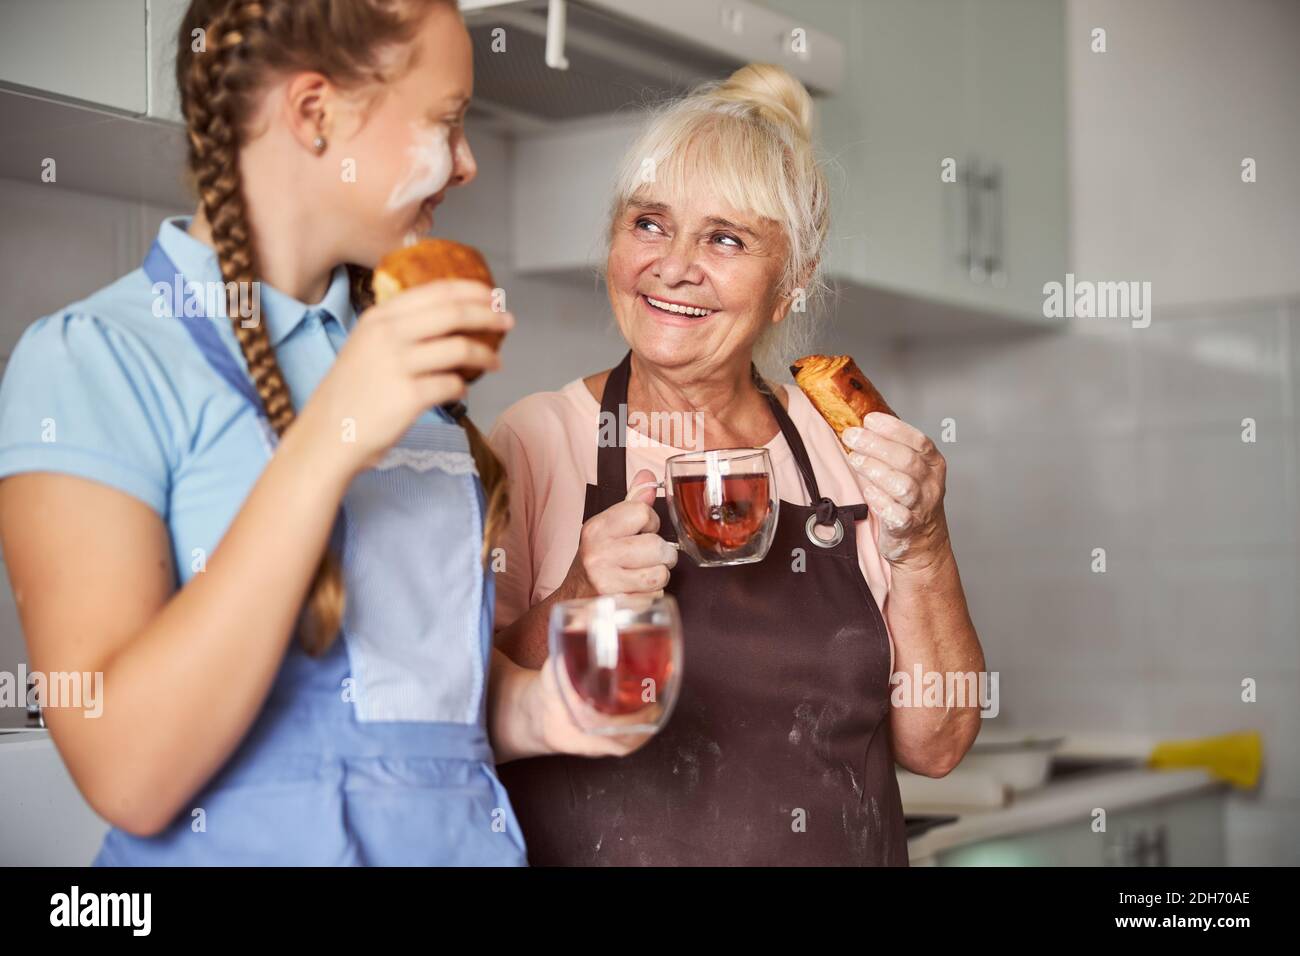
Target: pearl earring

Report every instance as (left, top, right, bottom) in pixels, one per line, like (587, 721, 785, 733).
(312, 135, 327, 153)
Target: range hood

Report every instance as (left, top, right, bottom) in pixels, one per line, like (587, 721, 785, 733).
(460, 0, 844, 131)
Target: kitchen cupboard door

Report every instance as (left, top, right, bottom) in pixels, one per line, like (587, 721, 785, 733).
(960, 0, 1068, 320)
(1067, 0, 1300, 307)
(147, 0, 190, 124)
(764, 0, 1067, 326)
(808, 0, 970, 311)
(0, 0, 148, 115)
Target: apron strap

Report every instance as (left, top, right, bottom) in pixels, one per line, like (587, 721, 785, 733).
(752, 365, 820, 503)
(596, 350, 866, 526)
(594, 351, 634, 500)
(753, 367, 867, 525)
(143, 239, 264, 411)
(146, 238, 353, 587)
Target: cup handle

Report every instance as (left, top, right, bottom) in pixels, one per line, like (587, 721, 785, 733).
(625, 480, 679, 550)
(625, 479, 664, 501)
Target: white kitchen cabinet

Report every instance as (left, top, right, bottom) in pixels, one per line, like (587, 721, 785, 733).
(765, 0, 1068, 328)
(0, 0, 192, 207)
(0, 1, 192, 207)
(1067, 0, 1300, 307)
(0, 0, 148, 114)
(514, 0, 1069, 335)
(960, 0, 1069, 320)
(147, 0, 190, 125)
(0, 0, 186, 122)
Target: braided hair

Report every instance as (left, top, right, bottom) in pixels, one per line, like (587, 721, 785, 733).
(176, 0, 506, 655)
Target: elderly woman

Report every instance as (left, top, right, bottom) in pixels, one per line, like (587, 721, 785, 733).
(491, 64, 984, 866)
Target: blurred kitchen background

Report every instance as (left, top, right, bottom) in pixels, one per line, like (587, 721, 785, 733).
(0, 0, 1297, 865)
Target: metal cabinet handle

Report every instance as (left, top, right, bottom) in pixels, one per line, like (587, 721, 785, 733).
(964, 156, 985, 284)
(982, 163, 1006, 288)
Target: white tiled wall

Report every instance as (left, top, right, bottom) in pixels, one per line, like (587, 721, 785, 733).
(876, 303, 1300, 865)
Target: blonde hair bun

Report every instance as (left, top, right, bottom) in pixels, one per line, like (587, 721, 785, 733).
(713, 62, 815, 145)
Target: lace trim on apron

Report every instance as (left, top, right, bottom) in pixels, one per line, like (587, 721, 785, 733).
(373, 447, 477, 475)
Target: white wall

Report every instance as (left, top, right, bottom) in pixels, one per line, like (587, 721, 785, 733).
(877, 303, 1299, 865)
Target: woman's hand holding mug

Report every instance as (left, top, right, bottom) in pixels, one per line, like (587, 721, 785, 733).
(559, 468, 678, 599)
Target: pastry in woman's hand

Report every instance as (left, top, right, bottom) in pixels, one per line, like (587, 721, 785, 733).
(790, 354, 895, 441)
(373, 238, 502, 381)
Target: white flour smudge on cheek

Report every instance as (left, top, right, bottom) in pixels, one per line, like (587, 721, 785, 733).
(385, 122, 453, 210)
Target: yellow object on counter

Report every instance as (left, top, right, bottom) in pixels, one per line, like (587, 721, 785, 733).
(1147, 731, 1262, 788)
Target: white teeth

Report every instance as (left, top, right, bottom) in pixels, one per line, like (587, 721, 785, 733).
(645, 295, 715, 317)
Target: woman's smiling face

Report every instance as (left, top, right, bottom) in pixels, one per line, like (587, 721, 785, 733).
(606, 186, 791, 377)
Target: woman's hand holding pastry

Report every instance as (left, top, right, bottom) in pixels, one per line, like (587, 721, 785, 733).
(842, 414, 951, 573)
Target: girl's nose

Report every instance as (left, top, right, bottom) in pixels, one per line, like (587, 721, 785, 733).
(450, 133, 478, 188)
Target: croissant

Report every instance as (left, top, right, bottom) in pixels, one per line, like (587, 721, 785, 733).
(790, 354, 896, 441)
(373, 238, 502, 382)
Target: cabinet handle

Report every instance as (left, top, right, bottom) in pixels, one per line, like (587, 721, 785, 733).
(983, 163, 1006, 288)
(964, 156, 986, 284)
(720, 4, 744, 35)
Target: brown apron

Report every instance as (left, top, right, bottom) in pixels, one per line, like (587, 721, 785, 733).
(498, 352, 908, 866)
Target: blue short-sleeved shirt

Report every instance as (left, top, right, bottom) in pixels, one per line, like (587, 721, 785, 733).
(0, 215, 366, 582)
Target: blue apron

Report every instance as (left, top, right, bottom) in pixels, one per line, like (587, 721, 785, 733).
(93, 244, 527, 866)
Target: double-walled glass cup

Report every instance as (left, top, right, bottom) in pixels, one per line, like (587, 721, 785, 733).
(634, 448, 778, 567)
(549, 594, 683, 735)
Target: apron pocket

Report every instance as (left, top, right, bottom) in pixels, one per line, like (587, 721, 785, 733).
(99, 760, 355, 866)
(340, 756, 527, 866)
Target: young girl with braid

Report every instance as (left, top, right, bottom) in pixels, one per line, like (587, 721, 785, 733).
(0, 0, 640, 865)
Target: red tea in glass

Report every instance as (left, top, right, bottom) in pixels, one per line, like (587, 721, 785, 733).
(673, 473, 772, 554)
(665, 449, 778, 566)
(561, 624, 675, 716)
(549, 595, 683, 735)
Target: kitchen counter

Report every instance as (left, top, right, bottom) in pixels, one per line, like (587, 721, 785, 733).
(0, 728, 110, 865)
(906, 767, 1225, 863)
